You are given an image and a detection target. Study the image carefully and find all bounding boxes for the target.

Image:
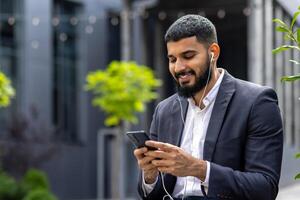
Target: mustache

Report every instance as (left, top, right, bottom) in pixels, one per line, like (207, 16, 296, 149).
(175, 70, 196, 79)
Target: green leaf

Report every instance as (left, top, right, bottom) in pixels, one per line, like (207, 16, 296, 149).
(273, 18, 288, 28)
(295, 173, 300, 180)
(281, 74, 300, 82)
(273, 45, 300, 54)
(297, 28, 300, 44)
(289, 59, 300, 65)
(291, 11, 300, 30)
(105, 116, 119, 126)
(276, 26, 289, 33)
(284, 34, 294, 41)
(295, 153, 300, 159)
(272, 46, 289, 54)
(0, 71, 15, 108)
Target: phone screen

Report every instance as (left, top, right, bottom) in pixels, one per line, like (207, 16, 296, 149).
(126, 130, 156, 150)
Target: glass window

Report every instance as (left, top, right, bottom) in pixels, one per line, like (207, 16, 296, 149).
(52, 0, 82, 142)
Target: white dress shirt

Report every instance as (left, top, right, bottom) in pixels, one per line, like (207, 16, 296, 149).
(143, 69, 225, 198)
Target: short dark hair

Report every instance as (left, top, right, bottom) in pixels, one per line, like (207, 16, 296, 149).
(164, 14, 218, 47)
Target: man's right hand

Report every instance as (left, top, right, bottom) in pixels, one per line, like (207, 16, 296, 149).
(134, 147, 159, 184)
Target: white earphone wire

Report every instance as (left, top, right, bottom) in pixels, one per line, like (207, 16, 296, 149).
(161, 172, 174, 200)
(198, 52, 214, 108)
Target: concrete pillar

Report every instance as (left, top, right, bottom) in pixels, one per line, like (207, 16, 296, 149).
(18, 0, 52, 125)
(264, 0, 273, 87)
(121, 0, 131, 61)
(248, 0, 263, 84)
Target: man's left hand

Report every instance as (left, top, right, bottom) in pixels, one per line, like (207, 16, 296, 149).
(145, 140, 207, 181)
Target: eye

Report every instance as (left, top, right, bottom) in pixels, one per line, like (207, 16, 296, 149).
(168, 57, 176, 63)
(183, 52, 195, 59)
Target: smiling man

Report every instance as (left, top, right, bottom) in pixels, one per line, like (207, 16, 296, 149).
(133, 15, 283, 200)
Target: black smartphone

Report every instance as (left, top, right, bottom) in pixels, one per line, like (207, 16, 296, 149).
(126, 130, 156, 150)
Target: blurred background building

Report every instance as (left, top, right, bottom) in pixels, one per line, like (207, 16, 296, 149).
(0, 0, 299, 199)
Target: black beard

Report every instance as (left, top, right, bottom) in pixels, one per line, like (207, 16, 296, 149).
(175, 58, 211, 98)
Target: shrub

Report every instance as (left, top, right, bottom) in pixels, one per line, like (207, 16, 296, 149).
(0, 168, 57, 200)
(85, 61, 161, 126)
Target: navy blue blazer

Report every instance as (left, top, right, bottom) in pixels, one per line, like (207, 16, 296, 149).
(138, 71, 283, 200)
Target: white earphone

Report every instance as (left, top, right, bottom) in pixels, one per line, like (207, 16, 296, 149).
(210, 52, 214, 63)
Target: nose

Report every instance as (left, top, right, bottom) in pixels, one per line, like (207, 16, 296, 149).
(174, 59, 186, 73)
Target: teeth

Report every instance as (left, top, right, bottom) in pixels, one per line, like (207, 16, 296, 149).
(180, 73, 191, 78)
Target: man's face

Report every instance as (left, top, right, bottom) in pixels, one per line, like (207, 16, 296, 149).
(167, 36, 211, 98)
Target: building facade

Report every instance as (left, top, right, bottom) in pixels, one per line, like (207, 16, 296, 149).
(0, 0, 299, 199)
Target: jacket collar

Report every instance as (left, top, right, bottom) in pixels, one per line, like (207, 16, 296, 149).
(170, 95, 188, 146)
(203, 71, 236, 161)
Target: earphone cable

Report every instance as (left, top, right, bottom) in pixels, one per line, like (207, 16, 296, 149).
(198, 53, 213, 108)
(161, 172, 174, 200)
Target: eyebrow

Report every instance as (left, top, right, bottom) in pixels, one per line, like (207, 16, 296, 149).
(168, 50, 197, 58)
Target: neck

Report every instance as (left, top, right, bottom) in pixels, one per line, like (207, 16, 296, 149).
(193, 68, 220, 108)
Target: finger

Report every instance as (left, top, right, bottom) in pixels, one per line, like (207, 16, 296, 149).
(134, 147, 148, 159)
(139, 156, 157, 168)
(157, 167, 174, 175)
(145, 141, 177, 152)
(145, 150, 175, 160)
(152, 159, 175, 167)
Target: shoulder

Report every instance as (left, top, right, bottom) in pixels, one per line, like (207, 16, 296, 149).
(229, 75, 277, 101)
(155, 93, 180, 112)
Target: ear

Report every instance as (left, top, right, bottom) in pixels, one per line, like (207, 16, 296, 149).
(209, 43, 220, 61)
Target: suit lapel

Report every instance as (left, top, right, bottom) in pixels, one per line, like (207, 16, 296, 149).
(203, 72, 236, 161)
(170, 96, 188, 146)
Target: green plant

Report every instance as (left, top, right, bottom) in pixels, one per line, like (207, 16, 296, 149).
(23, 189, 57, 200)
(0, 70, 15, 107)
(273, 6, 300, 180)
(0, 168, 57, 200)
(273, 6, 300, 82)
(85, 60, 161, 126)
(19, 169, 50, 195)
(0, 171, 20, 200)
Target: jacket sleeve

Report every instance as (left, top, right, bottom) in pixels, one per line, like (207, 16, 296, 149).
(208, 88, 283, 200)
(137, 103, 175, 199)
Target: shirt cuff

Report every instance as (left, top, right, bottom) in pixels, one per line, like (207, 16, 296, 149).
(141, 171, 158, 197)
(201, 161, 210, 187)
